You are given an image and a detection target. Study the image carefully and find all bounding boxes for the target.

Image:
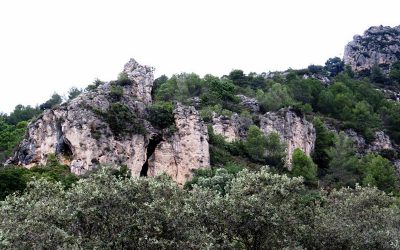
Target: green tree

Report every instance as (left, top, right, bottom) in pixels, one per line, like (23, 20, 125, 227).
(389, 61, 400, 84)
(323, 132, 360, 188)
(39, 93, 62, 110)
(67, 87, 82, 100)
(5, 104, 41, 125)
(0, 120, 27, 162)
(244, 125, 267, 163)
(311, 186, 400, 249)
(324, 57, 344, 77)
(116, 72, 131, 86)
(146, 101, 175, 129)
(152, 74, 168, 96)
(359, 153, 398, 193)
(256, 83, 295, 112)
(312, 117, 335, 169)
(291, 148, 318, 186)
(219, 168, 310, 249)
(350, 101, 381, 140)
(264, 131, 286, 168)
(370, 64, 386, 84)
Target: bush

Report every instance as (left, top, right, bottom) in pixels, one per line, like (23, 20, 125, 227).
(0, 156, 78, 200)
(109, 85, 124, 102)
(359, 153, 398, 194)
(291, 148, 318, 186)
(1, 167, 399, 249)
(244, 125, 267, 163)
(146, 102, 175, 129)
(116, 72, 131, 86)
(104, 103, 145, 137)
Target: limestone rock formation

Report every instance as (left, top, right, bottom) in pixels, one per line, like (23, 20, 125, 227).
(147, 104, 210, 185)
(344, 25, 400, 74)
(345, 129, 395, 155)
(211, 113, 252, 142)
(10, 59, 210, 184)
(123, 58, 154, 105)
(260, 108, 316, 169)
(237, 95, 260, 113)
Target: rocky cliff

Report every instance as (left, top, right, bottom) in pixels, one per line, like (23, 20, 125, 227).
(260, 108, 316, 169)
(211, 108, 316, 169)
(10, 59, 210, 184)
(344, 25, 400, 74)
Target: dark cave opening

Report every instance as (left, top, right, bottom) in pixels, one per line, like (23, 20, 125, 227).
(140, 137, 162, 177)
(55, 122, 73, 159)
(56, 137, 73, 159)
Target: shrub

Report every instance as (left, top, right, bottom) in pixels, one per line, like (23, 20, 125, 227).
(244, 125, 267, 163)
(116, 72, 131, 86)
(105, 103, 145, 137)
(291, 148, 318, 186)
(146, 101, 175, 129)
(109, 85, 124, 102)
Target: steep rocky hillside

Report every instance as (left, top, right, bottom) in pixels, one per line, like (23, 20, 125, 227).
(5, 25, 400, 188)
(344, 25, 400, 74)
(9, 59, 210, 184)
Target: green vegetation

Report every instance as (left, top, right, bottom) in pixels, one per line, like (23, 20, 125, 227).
(0, 167, 399, 249)
(389, 61, 400, 84)
(0, 120, 27, 162)
(1, 48, 400, 248)
(291, 148, 318, 186)
(39, 93, 62, 110)
(0, 154, 78, 200)
(109, 85, 124, 102)
(103, 103, 145, 137)
(67, 87, 82, 100)
(146, 101, 175, 129)
(116, 72, 131, 86)
(85, 78, 104, 91)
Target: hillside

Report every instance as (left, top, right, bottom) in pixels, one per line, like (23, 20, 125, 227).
(1, 25, 400, 249)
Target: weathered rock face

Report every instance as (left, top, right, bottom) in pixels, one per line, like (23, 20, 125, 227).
(345, 129, 395, 155)
(212, 113, 252, 142)
(237, 95, 260, 113)
(11, 83, 149, 176)
(148, 104, 210, 185)
(344, 25, 400, 74)
(123, 58, 154, 105)
(10, 59, 210, 184)
(260, 108, 316, 169)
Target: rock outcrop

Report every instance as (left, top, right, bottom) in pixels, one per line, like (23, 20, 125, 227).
(344, 25, 400, 74)
(147, 104, 210, 185)
(345, 129, 395, 155)
(237, 95, 260, 113)
(260, 108, 316, 169)
(10, 59, 210, 184)
(212, 113, 252, 142)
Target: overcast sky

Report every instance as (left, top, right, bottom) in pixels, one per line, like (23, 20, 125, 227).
(0, 0, 399, 114)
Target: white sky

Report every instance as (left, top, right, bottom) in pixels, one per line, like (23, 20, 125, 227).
(0, 0, 399, 114)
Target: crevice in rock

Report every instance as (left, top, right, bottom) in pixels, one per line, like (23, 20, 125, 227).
(140, 136, 162, 177)
(55, 121, 73, 159)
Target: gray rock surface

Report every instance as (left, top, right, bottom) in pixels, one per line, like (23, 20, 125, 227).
(212, 113, 252, 142)
(260, 108, 316, 169)
(344, 25, 400, 74)
(237, 94, 260, 113)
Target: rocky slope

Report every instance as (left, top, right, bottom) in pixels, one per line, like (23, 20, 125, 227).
(212, 108, 316, 168)
(344, 25, 400, 74)
(260, 109, 316, 169)
(10, 59, 209, 184)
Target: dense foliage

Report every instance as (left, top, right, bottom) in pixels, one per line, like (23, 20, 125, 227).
(0, 155, 78, 200)
(0, 167, 399, 249)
